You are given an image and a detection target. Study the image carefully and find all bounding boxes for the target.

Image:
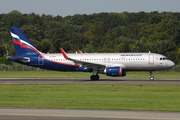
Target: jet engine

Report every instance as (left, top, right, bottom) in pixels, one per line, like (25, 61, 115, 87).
(104, 67, 126, 76)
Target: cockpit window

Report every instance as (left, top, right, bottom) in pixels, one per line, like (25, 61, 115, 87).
(160, 57, 168, 60)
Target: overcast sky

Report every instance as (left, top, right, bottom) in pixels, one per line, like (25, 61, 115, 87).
(0, 0, 180, 17)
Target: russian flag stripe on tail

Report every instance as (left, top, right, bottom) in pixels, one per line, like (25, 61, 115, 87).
(10, 27, 42, 56)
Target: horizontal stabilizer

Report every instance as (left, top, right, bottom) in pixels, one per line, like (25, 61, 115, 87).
(16, 57, 30, 63)
(6, 56, 30, 63)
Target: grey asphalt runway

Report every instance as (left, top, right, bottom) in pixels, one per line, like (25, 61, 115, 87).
(0, 78, 180, 120)
(0, 78, 180, 84)
(1, 108, 180, 120)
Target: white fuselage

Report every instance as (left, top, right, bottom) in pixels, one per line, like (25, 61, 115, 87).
(43, 52, 175, 71)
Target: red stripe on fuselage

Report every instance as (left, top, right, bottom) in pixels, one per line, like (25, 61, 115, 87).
(47, 59, 80, 67)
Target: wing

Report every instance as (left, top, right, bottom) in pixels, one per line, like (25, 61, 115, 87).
(59, 47, 105, 69)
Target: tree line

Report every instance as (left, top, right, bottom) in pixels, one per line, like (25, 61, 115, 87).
(0, 10, 180, 64)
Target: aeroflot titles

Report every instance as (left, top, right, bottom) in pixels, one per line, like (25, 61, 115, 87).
(120, 54, 142, 56)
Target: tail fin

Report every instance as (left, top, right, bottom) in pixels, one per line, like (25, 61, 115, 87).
(10, 27, 41, 56)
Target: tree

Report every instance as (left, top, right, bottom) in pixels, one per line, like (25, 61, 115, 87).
(0, 11, 180, 64)
(39, 38, 55, 53)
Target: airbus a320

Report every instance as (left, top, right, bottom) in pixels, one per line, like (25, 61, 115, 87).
(7, 27, 175, 80)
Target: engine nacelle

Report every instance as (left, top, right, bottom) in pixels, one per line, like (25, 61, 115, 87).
(104, 67, 126, 76)
(76, 66, 93, 72)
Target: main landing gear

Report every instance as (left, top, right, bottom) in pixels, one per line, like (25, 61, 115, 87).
(90, 74, 99, 80)
(90, 69, 100, 80)
(150, 71, 154, 80)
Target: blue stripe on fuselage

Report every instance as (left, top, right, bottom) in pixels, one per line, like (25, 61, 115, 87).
(42, 59, 78, 71)
(26, 58, 78, 71)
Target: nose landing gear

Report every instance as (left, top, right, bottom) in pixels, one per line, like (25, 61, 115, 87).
(150, 71, 154, 80)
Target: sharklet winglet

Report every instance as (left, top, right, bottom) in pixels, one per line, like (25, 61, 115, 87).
(59, 47, 68, 59)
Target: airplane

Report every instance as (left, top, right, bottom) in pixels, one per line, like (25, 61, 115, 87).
(7, 27, 175, 80)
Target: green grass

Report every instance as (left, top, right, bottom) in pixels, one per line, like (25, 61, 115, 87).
(0, 84, 180, 111)
(0, 71, 180, 78)
(0, 71, 92, 78)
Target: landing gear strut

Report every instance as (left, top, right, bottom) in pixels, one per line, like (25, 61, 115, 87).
(150, 71, 154, 80)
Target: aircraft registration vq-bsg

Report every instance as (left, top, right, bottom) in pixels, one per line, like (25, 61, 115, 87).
(7, 27, 175, 80)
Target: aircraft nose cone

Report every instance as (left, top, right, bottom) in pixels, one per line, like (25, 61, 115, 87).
(169, 61, 175, 68)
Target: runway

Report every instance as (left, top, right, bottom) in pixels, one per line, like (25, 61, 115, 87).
(1, 108, 180, 120)
(0, 78, 180, 84)
(0, 78, 180, 120)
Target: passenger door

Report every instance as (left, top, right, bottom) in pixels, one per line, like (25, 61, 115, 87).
(149, 54, 154, 64)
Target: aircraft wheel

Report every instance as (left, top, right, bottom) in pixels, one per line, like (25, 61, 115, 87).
(90, 75, 94, 80)
(90, 75, 99, 80)
(95, 75, 99, 80)
(150, 77, 154, 81)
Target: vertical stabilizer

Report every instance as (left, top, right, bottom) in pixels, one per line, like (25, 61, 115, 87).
(10, 27, 41, 56)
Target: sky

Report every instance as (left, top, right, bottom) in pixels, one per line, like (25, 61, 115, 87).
(0, 0, 180, 17)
